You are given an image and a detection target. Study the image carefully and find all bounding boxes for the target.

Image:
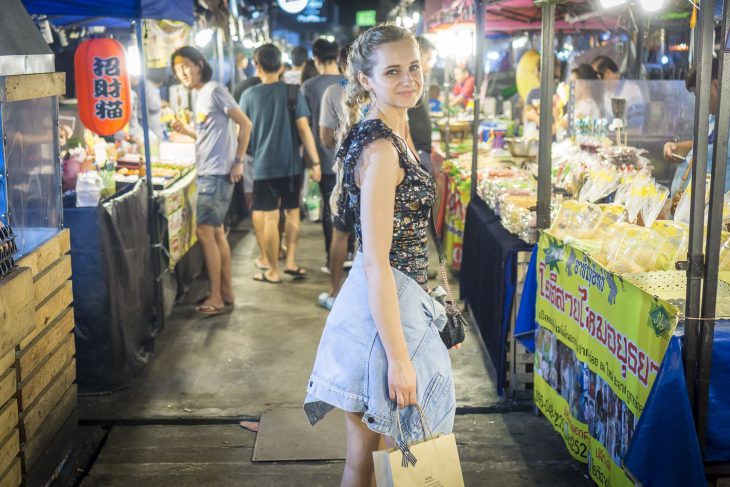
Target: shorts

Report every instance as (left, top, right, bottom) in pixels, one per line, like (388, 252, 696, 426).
(332, 208, 354, 233)
(197, 175, 234, 227)
(252, 175, 303, 211)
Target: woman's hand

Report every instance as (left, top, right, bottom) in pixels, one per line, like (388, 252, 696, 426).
(388, 356, 417, 409)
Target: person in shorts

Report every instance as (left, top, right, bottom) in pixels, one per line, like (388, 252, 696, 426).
(240, 44, 321, 283)
(170, 46, 252, 315)
(301, 38, 345, 275)
(317, 44, 352, 309)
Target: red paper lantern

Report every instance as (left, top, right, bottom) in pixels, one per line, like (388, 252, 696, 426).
(74, 38, 131, 136)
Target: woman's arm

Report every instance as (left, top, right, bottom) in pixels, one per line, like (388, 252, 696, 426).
(227, 107, 252, 183)
(358, 139, 416, 408)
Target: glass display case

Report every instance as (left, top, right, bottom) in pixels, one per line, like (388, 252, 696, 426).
(565, 80, 696, 186)
(0, 96, 63, 256)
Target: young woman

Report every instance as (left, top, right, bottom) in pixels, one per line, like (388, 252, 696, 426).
(304, 25, 456, 486)
(170, 46, 252, 315)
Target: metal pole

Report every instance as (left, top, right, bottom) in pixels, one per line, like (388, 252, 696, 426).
(698, 0, 730, 452)
(134, 19, 165, 330)
(684, 0, 715, 419)
(536, 1, 555, 230)
(634, 19, 645, 79)
(470, 0, 485, 201)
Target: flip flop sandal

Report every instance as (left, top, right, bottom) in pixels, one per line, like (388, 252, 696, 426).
(254, 258, 270, 271)
(284, 267, 308, 279)
(195, 303, 226, 316)
(253, 273, 282, 284)
(196, 295, 235, 306)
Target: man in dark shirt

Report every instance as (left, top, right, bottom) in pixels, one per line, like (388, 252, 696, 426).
(408, 36, 436, 173)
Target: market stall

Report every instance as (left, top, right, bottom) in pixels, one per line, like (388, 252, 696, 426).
(0, 1, 77, 485)
(514, 0, 730, 484)
(17, 1, 252, 392)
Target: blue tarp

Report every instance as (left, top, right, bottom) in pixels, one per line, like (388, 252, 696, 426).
(22, 0, 194, 24)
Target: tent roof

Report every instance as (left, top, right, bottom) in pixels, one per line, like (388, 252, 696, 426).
(22, 0, 194, 25)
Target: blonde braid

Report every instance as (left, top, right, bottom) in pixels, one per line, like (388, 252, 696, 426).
(330, 24, 417, 217)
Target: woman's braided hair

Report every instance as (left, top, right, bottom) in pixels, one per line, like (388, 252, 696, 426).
(330, 24, 417, 216)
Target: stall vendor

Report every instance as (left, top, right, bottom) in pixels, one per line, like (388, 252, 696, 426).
(665, 59, 730, 198)
(591, 55, 645, 129)
(450, 66, 475, 108)
(170, 46, 253, 315)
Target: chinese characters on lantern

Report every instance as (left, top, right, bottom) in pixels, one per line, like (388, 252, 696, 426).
(92, 57, 124, 120)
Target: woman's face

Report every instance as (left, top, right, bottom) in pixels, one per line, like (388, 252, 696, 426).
(361, 39, 423, 110)
(174, 56, 203, 89)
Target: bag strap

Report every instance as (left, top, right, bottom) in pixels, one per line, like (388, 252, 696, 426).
(286, 83, 300, 143)
(428, 209, 458, 309)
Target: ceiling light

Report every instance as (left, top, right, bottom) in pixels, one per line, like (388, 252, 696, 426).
(639, 0, 665, 12)
(599, 0, 628, 9)
(194, 28, 214, 48)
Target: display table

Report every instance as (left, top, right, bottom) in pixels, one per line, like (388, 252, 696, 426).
(460, 196, 534, 394)
(64, 181, 154, 392)
(516, 233, 730, 486)
(624, 324, 730, 486)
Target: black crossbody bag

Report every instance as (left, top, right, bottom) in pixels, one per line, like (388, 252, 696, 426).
(428, 210, 467, 349)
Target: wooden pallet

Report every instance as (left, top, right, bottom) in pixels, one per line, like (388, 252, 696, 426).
(13, 231, 77, 482)
(0, 268, 32, 487)
(505, 250, 535, 401)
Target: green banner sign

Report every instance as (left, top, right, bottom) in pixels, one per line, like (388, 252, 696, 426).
(534, 231, 679, 487)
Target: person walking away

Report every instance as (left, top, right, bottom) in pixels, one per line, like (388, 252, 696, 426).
(301, 38, 345, 275)
(170, 46, 252, 315)
(317, 44, 352, 309)
(283, 46, 309, 85)
(407, 36, 436, 174)
(240, 44, 322, 284)
(304, 25, 457, 486)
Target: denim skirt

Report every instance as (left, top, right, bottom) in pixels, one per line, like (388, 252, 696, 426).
(304, 253, 456, 442)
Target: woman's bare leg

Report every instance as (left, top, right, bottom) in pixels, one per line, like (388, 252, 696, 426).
(341, 412, 383, 487)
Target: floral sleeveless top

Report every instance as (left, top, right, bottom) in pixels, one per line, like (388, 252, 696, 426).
(335, 119, 435, 285)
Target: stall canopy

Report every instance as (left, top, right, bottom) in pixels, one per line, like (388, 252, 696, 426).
(429, 0, 622, 32)
(22, 0, 194, 24)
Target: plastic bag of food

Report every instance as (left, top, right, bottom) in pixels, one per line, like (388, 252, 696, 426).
(578, 164, 620, 203)
(598, 223, 666, 273)
(75, 171, 104, 207)
(651, 220, 689, 271)
(549, 200, 603, 240)
(641, 184, 669, 228)
(594, 204, 627, 240)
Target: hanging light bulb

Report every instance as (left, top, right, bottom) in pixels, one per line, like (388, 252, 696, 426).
(639, 0, 665, 12)
(194, 28, 214, 48)
(403, 16, 414, 29)
(127, 45, 141, 77)
(599, 0, 627, 8)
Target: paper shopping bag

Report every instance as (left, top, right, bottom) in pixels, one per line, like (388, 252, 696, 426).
(373, 433, 464, 487)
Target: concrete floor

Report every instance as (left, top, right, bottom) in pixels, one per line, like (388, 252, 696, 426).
(74, 219, 591, 486)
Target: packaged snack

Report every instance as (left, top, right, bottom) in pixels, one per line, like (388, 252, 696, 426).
(549, 200, 603, 240)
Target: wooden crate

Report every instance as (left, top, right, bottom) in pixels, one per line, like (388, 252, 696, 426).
(0, 280, 23, 487)
(0, 458, 21, 487)
(505, 250, 535, 400)
(0, 268, 34, 360)
(14, 231, 77, 479)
